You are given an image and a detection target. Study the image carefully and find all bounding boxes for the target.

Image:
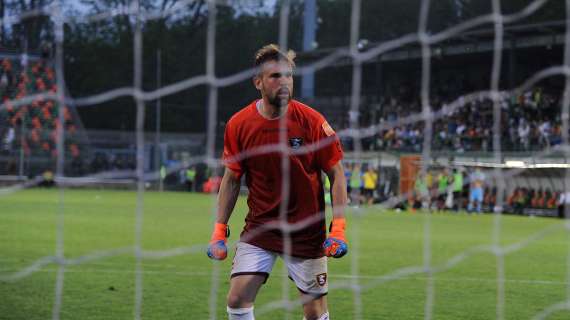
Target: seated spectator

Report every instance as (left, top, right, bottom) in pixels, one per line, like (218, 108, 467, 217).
(531, 189, 541, 208)
(507, 188, 518, 206)
(537, 189, 547, 208)
(483, 187, 493, 207)
(513, 188, 526, 215)
(523, 188, 533, 208)
(484, 187, 497, 209)
(547, 191, 558, 209)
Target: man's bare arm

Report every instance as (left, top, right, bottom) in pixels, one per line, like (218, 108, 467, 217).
(325, 162, 348, 219)
(324, 161, 349, 258)
(216, 167, 242, 224)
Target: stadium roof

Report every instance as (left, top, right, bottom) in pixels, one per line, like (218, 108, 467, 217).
(298, 21, 566, 66)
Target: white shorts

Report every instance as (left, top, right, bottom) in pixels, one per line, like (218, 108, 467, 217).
(470, 188, 483, 202)
(231, 242, 328, 297)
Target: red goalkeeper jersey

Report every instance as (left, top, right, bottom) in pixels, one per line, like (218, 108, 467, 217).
(223, 99, 343, 258)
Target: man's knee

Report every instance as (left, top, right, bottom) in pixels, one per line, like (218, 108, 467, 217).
(227, 292, 253, 309)
(227, 287, 256, 320)
(227, 274, 265, 308)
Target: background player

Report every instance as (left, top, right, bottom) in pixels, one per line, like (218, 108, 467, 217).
(468, 167, 486, 214)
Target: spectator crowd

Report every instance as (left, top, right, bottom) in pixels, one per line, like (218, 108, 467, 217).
(335, 87, 562, 153)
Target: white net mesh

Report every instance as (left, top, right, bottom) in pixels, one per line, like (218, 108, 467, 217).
(1, 0, 570, 319)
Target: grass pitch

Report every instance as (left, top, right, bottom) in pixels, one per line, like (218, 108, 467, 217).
(1, 189, 570, 319)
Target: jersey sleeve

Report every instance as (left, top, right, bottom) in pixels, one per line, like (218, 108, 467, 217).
(222, 119, 244, 179)
(314, 116, 344, 172)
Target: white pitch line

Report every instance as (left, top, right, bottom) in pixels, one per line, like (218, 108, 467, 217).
(1, 267, 567, 286)
(334, 274, 570, 286)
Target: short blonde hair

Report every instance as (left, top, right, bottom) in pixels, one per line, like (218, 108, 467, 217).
(254, 44, 296, 68)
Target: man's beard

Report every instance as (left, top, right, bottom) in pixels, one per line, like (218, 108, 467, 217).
(267, 88, 291, 108)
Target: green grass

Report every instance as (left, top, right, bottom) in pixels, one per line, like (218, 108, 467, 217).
(1, 189, 570, 319)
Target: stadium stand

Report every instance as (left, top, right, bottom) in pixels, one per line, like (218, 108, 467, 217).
(0, 53, 86, 177)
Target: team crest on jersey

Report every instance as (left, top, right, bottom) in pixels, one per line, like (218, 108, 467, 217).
(316, 273, 327, 286)
(289, 137, 303, 149)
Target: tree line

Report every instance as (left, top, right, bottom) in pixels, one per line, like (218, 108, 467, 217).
(0, 0, 564, 132)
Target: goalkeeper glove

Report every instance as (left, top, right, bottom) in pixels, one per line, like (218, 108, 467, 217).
(207, 223, 230, 260)
(324, 217, 348, 258)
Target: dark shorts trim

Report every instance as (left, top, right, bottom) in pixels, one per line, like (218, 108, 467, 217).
(296, 287, 328, 300)
(287, 276, 328, 299)
(230, 272, 270, 284)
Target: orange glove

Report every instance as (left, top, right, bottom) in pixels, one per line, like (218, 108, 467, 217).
(324, 217, 348, 258)
(207, 223, 229, 260)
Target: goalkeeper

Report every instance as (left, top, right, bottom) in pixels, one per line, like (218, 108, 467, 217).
(207, 44, 348, 320)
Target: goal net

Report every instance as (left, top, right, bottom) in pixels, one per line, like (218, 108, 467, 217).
(1, 0, 570, 319)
